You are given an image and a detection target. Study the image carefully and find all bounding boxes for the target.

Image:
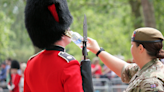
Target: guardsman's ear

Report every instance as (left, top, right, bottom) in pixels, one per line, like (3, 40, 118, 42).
(61, 36, 64, 40)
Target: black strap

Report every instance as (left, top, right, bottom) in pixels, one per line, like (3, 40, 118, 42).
(96, 47, 105, 57)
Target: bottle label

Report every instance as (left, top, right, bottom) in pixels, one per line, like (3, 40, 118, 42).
(74, 39, 82, 45)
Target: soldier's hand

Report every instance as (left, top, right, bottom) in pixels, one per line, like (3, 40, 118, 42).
(87, 37, 100, 54)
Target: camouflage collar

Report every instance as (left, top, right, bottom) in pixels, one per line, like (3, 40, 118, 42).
(136, 59, 157, 76)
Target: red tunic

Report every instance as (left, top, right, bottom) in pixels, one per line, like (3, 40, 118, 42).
(8, 74, 21, 92)
(24, 46, 84, 92)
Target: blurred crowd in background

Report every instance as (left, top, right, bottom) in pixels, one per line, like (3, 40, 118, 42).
(90, 56, 164, 80)
(91, 56, 125, 80)
(0, 56, 163, 92)
(0, 58, 27, 92)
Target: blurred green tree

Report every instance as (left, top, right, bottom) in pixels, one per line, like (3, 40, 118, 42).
(0, 0, 164, 63)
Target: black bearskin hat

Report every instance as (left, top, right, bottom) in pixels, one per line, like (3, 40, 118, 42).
(11, 60, 20, 69)
(25, 0, 73, 49)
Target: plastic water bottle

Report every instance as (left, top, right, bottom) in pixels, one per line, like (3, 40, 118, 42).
(71, 31, 83, 47)
(71, 31, 89, 52)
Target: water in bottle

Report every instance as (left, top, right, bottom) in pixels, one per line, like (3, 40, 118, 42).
(71, 31, 83, 47)
(71, 31, 89, 52)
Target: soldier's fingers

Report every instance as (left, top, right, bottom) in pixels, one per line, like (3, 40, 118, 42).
(87, 37, 97, 44)
(87, 37, 92, 43)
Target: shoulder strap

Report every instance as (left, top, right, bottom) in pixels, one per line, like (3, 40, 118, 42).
(58, 52, 75, 63)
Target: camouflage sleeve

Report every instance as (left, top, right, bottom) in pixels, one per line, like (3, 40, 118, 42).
(139, 78, 164, 92)
(121, 63, 139, 83)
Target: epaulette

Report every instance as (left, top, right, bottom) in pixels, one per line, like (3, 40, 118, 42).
(58, 52, 75, 63)
(28, 50, 44, 60)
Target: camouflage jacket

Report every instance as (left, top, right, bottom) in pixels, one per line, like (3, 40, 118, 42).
(121, 59, 164, 92)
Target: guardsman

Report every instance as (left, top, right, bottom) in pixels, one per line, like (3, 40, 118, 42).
(8, 60, 21, 92)
(24, 0, 84, 92)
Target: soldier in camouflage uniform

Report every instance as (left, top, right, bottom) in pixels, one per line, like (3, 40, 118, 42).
(87, 27, 164, 92)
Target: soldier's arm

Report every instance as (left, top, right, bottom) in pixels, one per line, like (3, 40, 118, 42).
(24, 60, 31, 92)
(121, 64, 139, 83)
(59, 52, 83, 92)
(24, 78, 31, 92)
(98, 51, 127, 77)
(61, 60, 84, 92)
(87, 37, 128, 77)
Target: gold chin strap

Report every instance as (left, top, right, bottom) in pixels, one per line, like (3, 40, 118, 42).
(65, 31, 72, 38)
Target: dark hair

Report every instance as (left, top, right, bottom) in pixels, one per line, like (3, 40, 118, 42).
(7, 58, 12, 62)
(135, 41, 164, 59)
